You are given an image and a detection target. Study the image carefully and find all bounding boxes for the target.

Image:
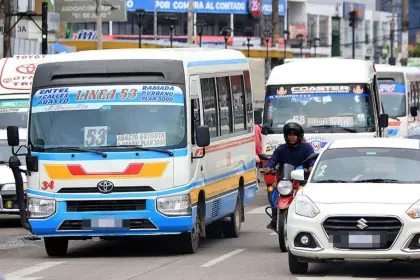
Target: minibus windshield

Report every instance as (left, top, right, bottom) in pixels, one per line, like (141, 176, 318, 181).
(263, 84, 375, 133)
(29, 85, 187, 151)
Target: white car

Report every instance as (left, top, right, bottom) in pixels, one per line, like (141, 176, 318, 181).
(287, 138, 420, 274)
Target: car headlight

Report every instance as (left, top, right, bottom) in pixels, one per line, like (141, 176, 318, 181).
(28, 197, 56, 218)
(277, 180, 293, 195)
(156, 194, 191, 216)
(407, 199, 420, 219)
(1, 183, 27, 191)
(295, 195, 320, 218)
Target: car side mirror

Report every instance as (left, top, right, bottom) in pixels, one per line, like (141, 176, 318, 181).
(7, 126, 20, 147)
(291, 170, 305, 181)
(410, 106, 418, 117)
(196, 125, 210, 148)
(379, 113, 389, 128)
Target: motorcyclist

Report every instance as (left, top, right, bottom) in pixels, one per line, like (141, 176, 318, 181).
(263, 122, 315, 230)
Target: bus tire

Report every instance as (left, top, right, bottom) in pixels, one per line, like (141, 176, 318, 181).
(222, 193, 242, 238)
(44, 237, 68, 257)
(178, 204, 201, 254)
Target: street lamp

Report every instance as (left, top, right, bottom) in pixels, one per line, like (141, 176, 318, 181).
(195, 20, 206, 47)
(165, 15, 178, 48)
(244, 27, 253, 57)
(283, 30, 290, 59)
(135, 9, 146, 48)
(220, 27, 232, 49)
(307, 38, 312, 57)
(296, 34, 304, 58)
(313, 37, 320, 57)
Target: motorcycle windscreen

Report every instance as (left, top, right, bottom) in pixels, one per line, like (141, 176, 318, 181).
(282, 163, 296, 180)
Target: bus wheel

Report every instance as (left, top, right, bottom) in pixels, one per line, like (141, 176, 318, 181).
(222, 193, 242, 238)
(178, 205, 201, 254)
(44, 237, 68, 257)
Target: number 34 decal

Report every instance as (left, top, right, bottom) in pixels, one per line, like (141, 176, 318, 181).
(84, 126, 108, 147)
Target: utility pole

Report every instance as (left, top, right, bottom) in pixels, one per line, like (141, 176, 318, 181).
(96, 0, 103, 50)
(187, 0, 193, 45)
(401, 0, 409, 66)
(389, 0, 396, 65)
(41, 2, 48, 54)
(272, 0, 279, 47)
(348, 10, 356, 59)
(3, 0, 12, 57)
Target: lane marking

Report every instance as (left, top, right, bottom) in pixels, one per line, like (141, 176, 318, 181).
(297, 277, 379, 280)
(4, 261, 66, 280)
(269, 232, 277, 235)
(246, 205, 268, 214)
(201, 249, 246, 267)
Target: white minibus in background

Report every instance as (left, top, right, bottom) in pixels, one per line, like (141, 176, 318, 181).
(261, 58, 389, 155)
(0, 55, 47, 214)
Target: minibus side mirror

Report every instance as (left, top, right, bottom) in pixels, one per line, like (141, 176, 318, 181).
(7, 126, 20, 147)
(379, 113, 389, 128)
(192, 125, 210, 160)
(410, 106, 418, 117)
(196, 125, 210, 147)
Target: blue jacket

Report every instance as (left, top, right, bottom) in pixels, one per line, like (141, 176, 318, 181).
(264, 142, 315, 169)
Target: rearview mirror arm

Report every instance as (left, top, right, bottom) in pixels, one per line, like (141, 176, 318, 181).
(192, 147, 206, 160)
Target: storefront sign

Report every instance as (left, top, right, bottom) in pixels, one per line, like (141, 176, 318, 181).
(249, 0, 261, 18)
(126, 0, 286, 16)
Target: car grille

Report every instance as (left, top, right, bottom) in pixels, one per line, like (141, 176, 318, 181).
(57, 219, 157, 231)
(66, 200, 146, 212)
(57, 186, 154, 193)
(323, 216, 403, 250)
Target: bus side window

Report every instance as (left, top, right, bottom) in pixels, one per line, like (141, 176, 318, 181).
(191, 98, 201, 145)
(244, 70, 254, 133)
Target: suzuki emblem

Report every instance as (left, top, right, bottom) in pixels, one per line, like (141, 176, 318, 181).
(97, 180, 114, 194)
(356, 218, 368, 230)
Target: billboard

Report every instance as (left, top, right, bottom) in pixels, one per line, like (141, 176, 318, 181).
(56, 0, 127, 23)
(126, 0, 286, 16)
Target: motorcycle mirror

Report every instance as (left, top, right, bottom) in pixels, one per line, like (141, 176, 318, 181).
(301, 152, 319, 166)
(258, 153, 270, 161)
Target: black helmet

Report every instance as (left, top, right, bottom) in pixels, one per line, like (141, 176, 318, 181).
(283, 122, 304, 147)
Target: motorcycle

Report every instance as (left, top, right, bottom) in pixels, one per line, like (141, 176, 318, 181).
(258, 153, 319, 252)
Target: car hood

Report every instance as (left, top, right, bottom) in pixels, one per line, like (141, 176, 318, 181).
(0, 164, 27, 185)
(303, 183, 420, 204)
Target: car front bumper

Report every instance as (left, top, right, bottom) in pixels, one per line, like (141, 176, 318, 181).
(288, 202, 420, 261)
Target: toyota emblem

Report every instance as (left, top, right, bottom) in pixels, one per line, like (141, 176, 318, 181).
(97, 180, 114, 194)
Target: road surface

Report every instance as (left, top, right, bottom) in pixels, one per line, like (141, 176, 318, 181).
(0, 184, 419, 280)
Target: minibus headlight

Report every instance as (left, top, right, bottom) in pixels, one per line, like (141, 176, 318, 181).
(157, 194, 192, 216)
(28, 197, 56, 218)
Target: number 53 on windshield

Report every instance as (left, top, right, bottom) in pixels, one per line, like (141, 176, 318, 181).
(84, 126, 108, 147)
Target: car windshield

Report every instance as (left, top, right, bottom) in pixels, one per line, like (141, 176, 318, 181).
(378, 83, 406, 118)
(29, 85, 186, 150)
(0, 99, 29, 129)
(311, 147, 420, 183)
(0, 141, 27, 163)
(263, 84, 375, 133)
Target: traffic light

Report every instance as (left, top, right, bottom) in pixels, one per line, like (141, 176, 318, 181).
(348, 10, 357, 27)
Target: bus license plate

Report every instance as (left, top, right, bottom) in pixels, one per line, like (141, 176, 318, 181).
(91, 219, 122, 228)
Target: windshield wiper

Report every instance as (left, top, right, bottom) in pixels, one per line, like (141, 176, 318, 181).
(310, 125, 357, 133)
(353, 178, 400, 183)
(315, 179, 349, 183)
(39, 147, 107, 158)
(105, 145, 174, 156)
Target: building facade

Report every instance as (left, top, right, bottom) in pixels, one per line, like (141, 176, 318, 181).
(68, 0, 394, 61)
